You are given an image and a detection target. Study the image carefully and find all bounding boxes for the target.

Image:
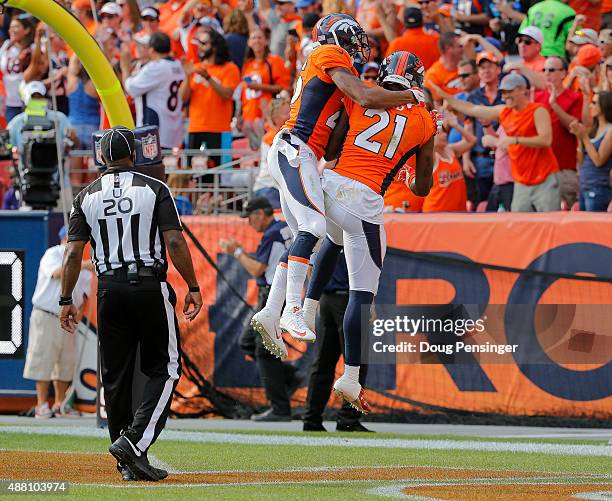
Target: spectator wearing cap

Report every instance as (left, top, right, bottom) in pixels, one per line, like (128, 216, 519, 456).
(259, 0, 301, 58)
(534, 56, 583, 207)
(219, 197, 298, 422)
(8, 81, 75, 157)
(453, 0, 492, 36)
(360, 62, 379, 83)
(385, 7, 440, 70)
(567, 27, 599, 58)
(99, 2, 123, 33)
(566, 44, 602, 97)
(520, 0, 576, 57)
(23, 225, 93, 418)
(433, 73, 560, 212)
(137, 7, 161, 38)
(123, 32, 186, 149)
(515, 26, 546, 72)
(179, 28, 240, 167)
(463, 50, 503, 205)
(425, 32, 464, 102)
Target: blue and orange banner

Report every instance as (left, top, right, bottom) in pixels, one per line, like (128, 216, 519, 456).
(165, 212, 612, 419)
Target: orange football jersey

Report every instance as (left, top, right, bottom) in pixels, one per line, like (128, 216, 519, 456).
(335, 96, 436, 196)
(284, 44, 358, 160)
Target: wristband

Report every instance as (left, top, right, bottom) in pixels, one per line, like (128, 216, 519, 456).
(189, 286, 200, 293)
(59, 296, 73, 306)
(233, 247, 243, 259)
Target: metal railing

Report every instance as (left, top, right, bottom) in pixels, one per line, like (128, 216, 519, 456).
(68, 148, 261, 215)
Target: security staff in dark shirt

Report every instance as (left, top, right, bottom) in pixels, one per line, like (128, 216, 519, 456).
(303, 252, 371, 432)
(220, 197, 300, 422)
(59, 126, 203, 482)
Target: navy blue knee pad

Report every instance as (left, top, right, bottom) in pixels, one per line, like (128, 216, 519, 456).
(306, 237, 342, 301)
(289, 230, 320, 260)
(344, 290, 374, 367)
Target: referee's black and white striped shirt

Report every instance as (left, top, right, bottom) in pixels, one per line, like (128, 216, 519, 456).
(68, 168, 182, 275)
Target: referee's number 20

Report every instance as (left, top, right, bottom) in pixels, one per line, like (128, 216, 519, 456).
(103, 197, 133, 216)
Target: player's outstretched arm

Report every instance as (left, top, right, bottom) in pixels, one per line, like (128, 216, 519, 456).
(427, 82, 503, 122)
(412, 136, 435, 197)
(324, 109, 349, 161)
(328, 67, 417, 109)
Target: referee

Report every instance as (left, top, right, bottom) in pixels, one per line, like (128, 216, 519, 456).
(59, 126, 202, 482)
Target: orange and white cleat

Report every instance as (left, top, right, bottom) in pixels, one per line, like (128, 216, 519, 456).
(280, 305, 316, 343)
(333, 375, 372, 414)
(251, 308, 288, 360)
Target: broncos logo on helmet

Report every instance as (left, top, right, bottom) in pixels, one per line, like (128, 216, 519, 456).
(377, 51, 425, 91)
(313, 13, 370, 64)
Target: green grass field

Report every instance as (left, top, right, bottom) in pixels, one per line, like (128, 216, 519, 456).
(1, 427, 611, 500)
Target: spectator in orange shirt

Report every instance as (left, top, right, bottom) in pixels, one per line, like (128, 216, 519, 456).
(385, 7, 440, 70)
(240, 28, 291, 150)
(423, 110, 473, 212)
(425, 32, 463, 102)
(179, 28, 241, 167)
(516, 26, 546, 73)
(434, 73, 560, 212)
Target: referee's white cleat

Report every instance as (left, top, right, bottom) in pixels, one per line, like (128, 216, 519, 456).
(280, 305, 316, 343)
(251, 308, 288, 360)
(333, 375, 372, 414)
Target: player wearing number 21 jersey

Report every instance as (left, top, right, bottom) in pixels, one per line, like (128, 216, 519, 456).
(304, 52, 437, 412)
(253, 14, 422, 360)
(125, 33, 185, 149)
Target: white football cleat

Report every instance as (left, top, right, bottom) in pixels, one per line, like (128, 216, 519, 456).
(333, 374, 372, 414)
(251, 308, 288, 360)
(280, 305, 316, 343)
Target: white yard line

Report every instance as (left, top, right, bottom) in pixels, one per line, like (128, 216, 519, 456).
(1, 426, 611, 457)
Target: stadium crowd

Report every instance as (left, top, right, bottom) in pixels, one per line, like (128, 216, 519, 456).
(0, 0, 611, 213)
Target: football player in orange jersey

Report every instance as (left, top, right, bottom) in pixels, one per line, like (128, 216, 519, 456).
(251, 14, 424, 360)
(303, 52, 438, 411)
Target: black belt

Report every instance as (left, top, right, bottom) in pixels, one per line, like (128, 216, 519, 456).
(472, 151, 494, 158)
(99, 266, 158, 281)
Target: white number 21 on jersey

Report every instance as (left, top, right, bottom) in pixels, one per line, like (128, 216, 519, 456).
(354, 110, 408, 159)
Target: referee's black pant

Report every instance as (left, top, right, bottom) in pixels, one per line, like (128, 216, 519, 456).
(97, 276, 181, 451)
(303, 291, 367, 427)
